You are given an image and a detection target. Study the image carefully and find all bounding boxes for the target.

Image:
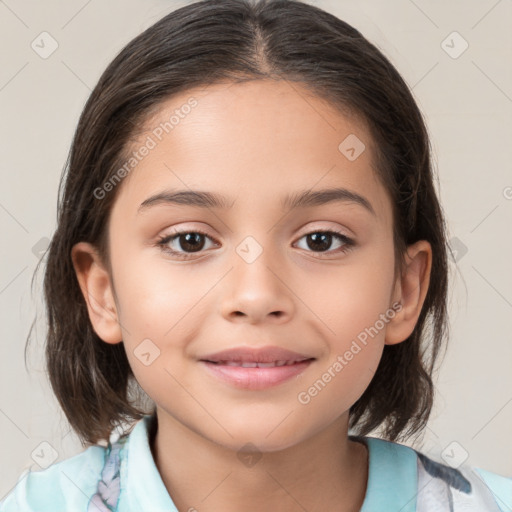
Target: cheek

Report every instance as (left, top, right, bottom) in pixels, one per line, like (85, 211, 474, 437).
(110, 263, 202, 398)
(112, 244, 209, 334)
(114, 261, 203, 401)
(304, 242, 396, 345)
(111, 249, 224, 383)
(296, 278, 391, 420)
(295, 242, 395, 401)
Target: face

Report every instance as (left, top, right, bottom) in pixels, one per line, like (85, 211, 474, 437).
(74, 79, 430, 452)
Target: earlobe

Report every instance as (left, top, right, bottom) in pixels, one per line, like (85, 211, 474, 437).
(71, 241, 123, 345)
(385, 240, 432, 345)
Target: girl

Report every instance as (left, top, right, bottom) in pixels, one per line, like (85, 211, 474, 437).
(1, 0, 510, 510)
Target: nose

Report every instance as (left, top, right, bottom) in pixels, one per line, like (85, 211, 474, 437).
(219, 244, 295, 325)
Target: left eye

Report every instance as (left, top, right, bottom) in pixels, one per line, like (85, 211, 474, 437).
(294, 230, 354, 254)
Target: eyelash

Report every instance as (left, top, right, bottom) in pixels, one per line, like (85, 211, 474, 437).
(156, 228, 355, 260)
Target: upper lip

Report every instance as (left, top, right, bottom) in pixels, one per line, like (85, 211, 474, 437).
(200, 346, 315, 364)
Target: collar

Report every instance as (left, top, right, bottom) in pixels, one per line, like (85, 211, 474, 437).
(354, 434, 418, 512)
(121, 415, 418, 511)
(121, 414, 176, 511)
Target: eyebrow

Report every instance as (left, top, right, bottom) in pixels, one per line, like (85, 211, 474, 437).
(138, 187, 376, 216)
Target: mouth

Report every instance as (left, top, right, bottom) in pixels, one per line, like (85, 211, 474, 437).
(202, 358, 314, 368)
(199, 358, 316, 390)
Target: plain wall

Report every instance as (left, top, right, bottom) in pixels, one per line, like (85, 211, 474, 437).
(1, 0, 511, 499)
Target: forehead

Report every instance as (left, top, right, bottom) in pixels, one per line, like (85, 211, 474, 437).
(112, 79, 391, 223)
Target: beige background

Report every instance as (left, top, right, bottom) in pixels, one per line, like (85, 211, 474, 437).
(1, 0, 511, 499)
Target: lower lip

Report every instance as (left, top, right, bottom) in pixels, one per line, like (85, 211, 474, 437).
(200, 360, 314, 390)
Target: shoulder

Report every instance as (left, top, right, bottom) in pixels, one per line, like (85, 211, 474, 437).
(473, 466, 512, 511)
(0, 443, 110, 512)
(412, 445, 511, 512)
(359, 436, 511, 512)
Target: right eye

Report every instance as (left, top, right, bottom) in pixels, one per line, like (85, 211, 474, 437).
(156, 229, 219, 259)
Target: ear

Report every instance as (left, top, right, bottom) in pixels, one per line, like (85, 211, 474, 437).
(71, 241, 123, 345)
(385, 240, 432, 345)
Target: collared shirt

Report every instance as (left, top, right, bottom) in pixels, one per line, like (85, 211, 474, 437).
(1, 414, 510, 511)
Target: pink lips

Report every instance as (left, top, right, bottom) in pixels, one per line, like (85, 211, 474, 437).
(200, 345, 314, 364)
(199, 345, 315, 390)
(201, 360, 314, 390)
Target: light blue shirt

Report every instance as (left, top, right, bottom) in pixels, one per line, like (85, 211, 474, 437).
(1, 414, 510, 511)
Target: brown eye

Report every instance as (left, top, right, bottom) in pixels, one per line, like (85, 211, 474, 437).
(175, 232, 206, 252)
(157, 229, 218, 258)
(295, 230, 354, 254)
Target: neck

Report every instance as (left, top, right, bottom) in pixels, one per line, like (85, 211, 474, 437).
(150, 410, 369, 512)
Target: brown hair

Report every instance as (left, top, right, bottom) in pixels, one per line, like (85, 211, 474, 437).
(28, 0, 449, 446)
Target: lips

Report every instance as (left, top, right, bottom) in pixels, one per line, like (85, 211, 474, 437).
(200, 359, 315, 390)
(207, 360, 311, 368)
(199, 345, 315, 365)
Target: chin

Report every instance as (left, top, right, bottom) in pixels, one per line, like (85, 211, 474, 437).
(217, 427, 305, 454)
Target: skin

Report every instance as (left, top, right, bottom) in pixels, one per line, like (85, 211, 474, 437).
(72, 79, 432, 512)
